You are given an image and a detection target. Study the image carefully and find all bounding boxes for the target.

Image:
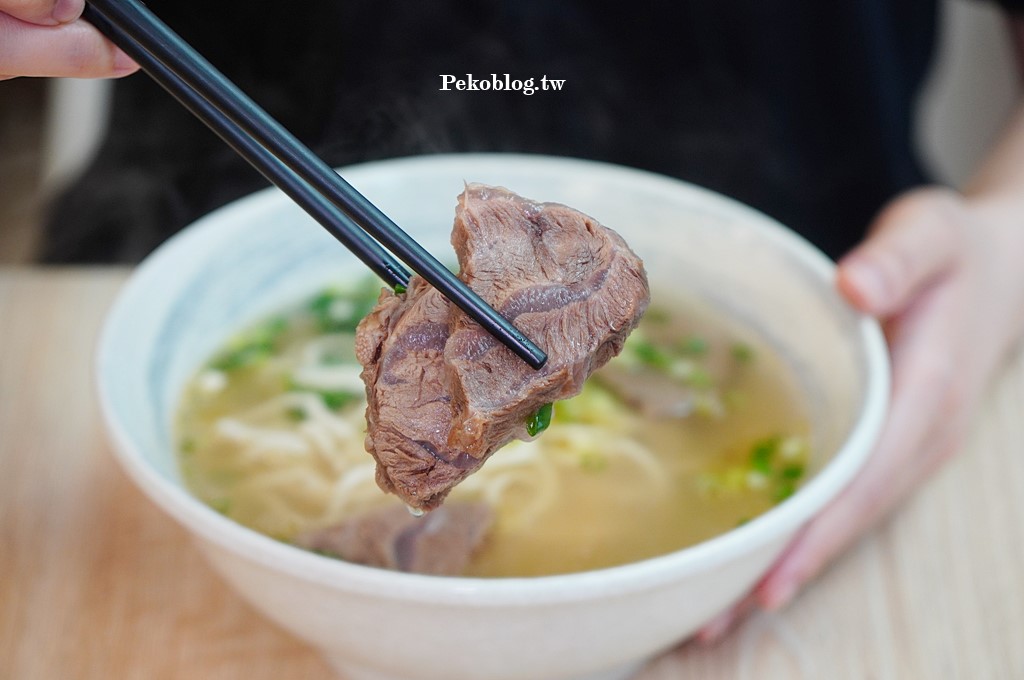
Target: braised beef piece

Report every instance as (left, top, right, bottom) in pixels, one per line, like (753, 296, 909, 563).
(595, 324, 741, 419)
(356, 184, 650, 510)
(355, 279, 464, 505)
(296, 502, 493, 576)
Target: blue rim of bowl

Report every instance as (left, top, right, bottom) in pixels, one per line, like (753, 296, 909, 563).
(96, 153, 890, 606)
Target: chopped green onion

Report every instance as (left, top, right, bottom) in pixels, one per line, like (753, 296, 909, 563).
(631, 339, 672, 368)
(393, 283, 407, 295)
(309, 281, 380, 333)
(678, 336, 709, 355)
(265, 317, 288, 335)
(320, 391, 360, 411)
(731, 342, 755, 363)
(526, 402, 554, 437)
(309, 291, 353, 331)
(774, 481, 797, 503)
(285, 406, 308, 422)
(208, 317, 289, 371)
(288, 380, 361, 411)
(749, 436, 780, 475)
(209, 342, 272, 371)
(780, 463, 805, 481)
(309, 290, 336, 314)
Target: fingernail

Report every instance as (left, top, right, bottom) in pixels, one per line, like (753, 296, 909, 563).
(762, 578, 799, 611)
(52, 0, 83, 24)
(842, 259, 887, 311)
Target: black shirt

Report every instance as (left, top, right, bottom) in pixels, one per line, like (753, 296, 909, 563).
(42, 0, 1022, 262)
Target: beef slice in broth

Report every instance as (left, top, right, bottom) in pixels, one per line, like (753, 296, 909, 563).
(297, 502, 494, 576)
(356, 184, 650, 511)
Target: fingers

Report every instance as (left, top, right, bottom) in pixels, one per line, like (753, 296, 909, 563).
(837, 188, 964, 318)
(757, 274, 966, 610)
(0, 12, 138, 78)
(1, 0, 81, 25)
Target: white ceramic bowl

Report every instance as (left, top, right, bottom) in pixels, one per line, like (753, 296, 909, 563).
(97, 154, 889, 680)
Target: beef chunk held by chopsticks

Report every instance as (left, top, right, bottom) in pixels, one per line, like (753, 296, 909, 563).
(356, 184, 650, 511)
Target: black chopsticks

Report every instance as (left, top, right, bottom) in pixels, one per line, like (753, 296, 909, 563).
(82, 0, 547, 370)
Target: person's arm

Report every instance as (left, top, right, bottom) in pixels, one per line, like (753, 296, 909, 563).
(699, 16, 1024, 641)
(0, 0, 138, 79)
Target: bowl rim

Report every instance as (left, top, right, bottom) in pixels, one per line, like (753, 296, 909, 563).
(96, 152, 890, 606)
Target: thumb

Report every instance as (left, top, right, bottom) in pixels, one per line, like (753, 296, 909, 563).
(0, 13, 138, 79)
(837, 187, 964, 318)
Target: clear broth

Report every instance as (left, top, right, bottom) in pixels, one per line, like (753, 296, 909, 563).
(177, 282, 810, 577)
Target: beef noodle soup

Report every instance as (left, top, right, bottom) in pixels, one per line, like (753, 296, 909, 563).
(176, 277, 810, 577)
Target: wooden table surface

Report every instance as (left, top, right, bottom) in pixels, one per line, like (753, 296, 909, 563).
(2, 266, 1023, 680)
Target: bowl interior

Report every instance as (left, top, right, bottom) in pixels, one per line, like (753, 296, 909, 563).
(98, 153, 884, 576)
